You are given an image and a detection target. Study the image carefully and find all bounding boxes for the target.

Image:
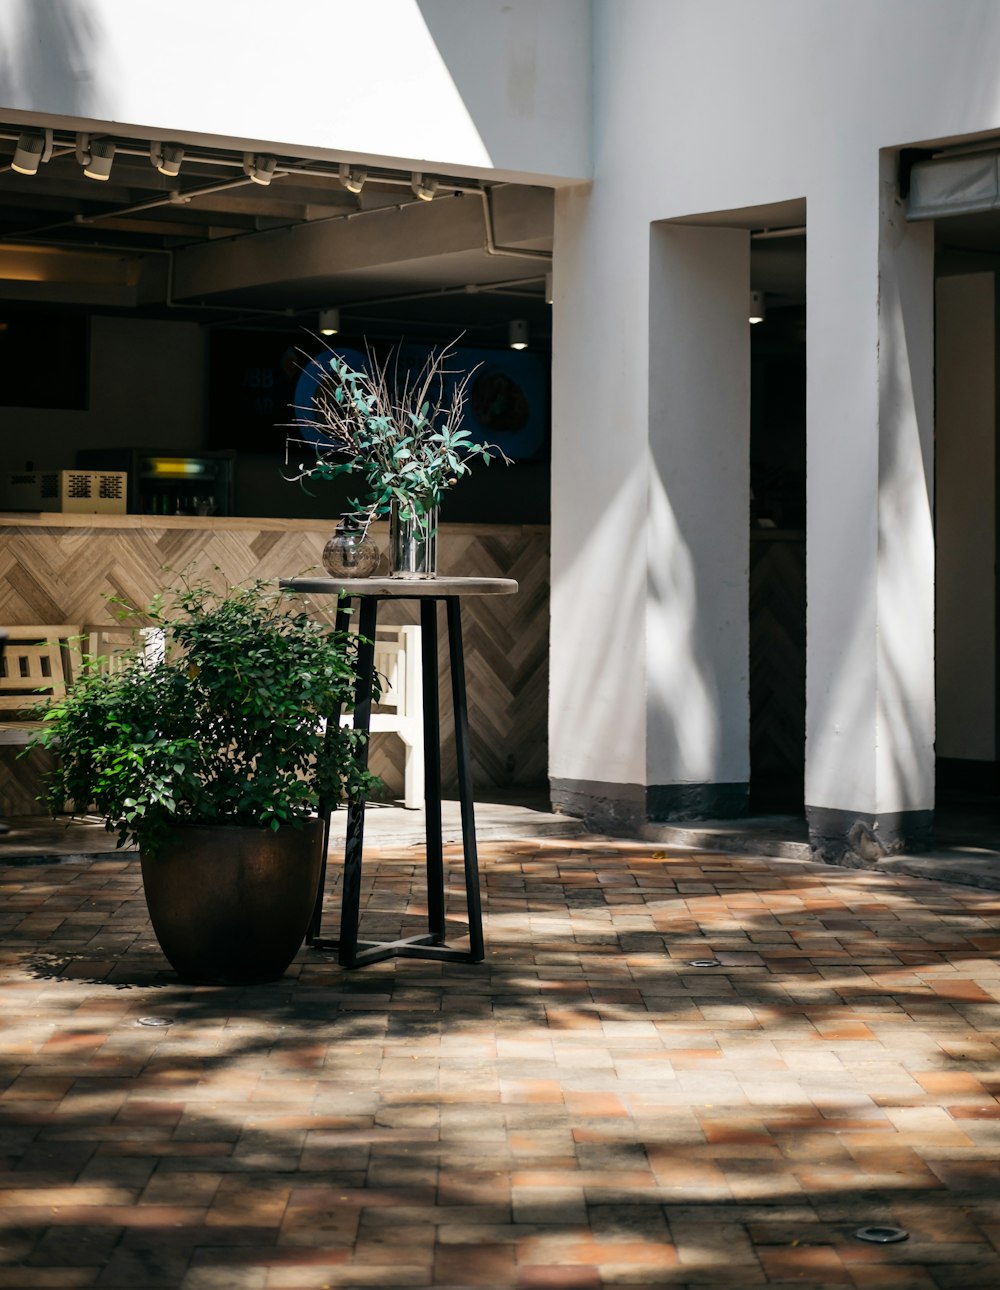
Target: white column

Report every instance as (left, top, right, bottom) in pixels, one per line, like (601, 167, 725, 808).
(646, 223, 751, 818)
(549, 198, 752, 829)
(806, 156, 935, 860)
(549, 184, 652, 829)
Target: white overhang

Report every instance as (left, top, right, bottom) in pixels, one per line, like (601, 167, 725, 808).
(908, 153, 1000, 220)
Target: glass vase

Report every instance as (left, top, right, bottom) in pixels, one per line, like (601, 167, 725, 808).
(389, 501, 438, 578)
(322, 523, 380, 578)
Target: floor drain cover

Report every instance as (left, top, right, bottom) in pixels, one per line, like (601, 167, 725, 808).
(855, 1226, 908, 1244)
(136, 1016, 174, 1028)
(687, 959, 721, 968)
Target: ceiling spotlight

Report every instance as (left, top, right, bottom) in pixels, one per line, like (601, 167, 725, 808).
(11, 128, 52, 175)
(318, 307, 340, 337)
(544, 272, 553, 305)
(77, 135, 115, 181)
(411, 172, 437, 202)
(508, 319, 529, 350)
(339, 163, 366, 194)
(151, 142, 184, 177)
(243, 152, 277, 186)
(749, 290, 766, 324)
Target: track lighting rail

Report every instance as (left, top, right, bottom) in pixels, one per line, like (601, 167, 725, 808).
(0, 123, 554, 340)
(0, 126, 481, 200)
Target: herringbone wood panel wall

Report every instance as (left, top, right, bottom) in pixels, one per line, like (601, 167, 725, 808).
(0, 519, 549, 813)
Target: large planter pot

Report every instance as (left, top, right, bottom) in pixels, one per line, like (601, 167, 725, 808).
(140, 820, 325, 985)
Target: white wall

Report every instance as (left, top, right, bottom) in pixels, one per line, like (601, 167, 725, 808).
(0, 0, 590, 182)
(936, 273, 996, 762)
(552, 0, 1000, 822)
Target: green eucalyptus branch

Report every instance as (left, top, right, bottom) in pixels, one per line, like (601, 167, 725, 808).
(285, 338, 510, 528)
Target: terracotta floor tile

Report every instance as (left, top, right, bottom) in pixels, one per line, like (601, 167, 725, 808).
(3, 840, 1000, 1285)
(434, 1242, 517, 1285)
(845, 1268, 938, 1288)
(564, 1093, 629, 1118)
(947, 1103, 1000, 1120)
(516, 1266, 601, 1289)
(757, 1245, 852, 1281)
(915, 1070, 989, 1096)
(501, 1079, 565, 1104)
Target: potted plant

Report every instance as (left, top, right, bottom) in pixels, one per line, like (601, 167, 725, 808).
(286, 339, 509, 577)
(30, 575, 376, 985)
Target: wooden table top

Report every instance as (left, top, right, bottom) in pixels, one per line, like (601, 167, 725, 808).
(280, 576, 519, 598)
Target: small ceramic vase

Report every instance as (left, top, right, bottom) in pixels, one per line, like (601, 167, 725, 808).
(322, 522, 380, 577)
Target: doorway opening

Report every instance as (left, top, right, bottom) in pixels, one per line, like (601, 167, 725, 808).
(748, 229, 807, 813)
(934, 217, 1000, 851)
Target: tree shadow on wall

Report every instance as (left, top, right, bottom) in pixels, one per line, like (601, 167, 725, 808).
(0, 0, 112, 121)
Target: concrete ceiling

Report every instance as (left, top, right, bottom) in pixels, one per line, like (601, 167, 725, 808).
(0, 124, 554, 348)
(13, 130, 1000, 342)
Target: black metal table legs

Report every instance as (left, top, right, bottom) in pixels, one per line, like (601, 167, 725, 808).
(447, 596, 484, 963)
(309, 594, 485, 968)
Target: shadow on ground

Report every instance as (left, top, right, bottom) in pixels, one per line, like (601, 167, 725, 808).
(0, 840, 998, 1285)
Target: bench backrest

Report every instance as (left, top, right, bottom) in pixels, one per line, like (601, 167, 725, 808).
(84, 625, 165, 674)
(372, 624, 422, 723)
(0, 626, 83, 714)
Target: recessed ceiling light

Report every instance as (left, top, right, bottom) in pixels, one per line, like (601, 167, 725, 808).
(151, 142, 184, 177)
(243, 153, 277, 186)
(411, 172, 437, 202)
(339, 163, 366, 194)
(80, 137, 115, 181)
(508, 319, 529, 350)
(11, 128, 52, 176)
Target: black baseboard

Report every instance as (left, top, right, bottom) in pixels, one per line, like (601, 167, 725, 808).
(646, 782, 749, 821)
(550, 778, 750, 834)
(550, 779, 646, 833)
(806, 805, 934, 867)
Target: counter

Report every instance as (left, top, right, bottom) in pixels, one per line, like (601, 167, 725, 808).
(0, 514, 550, 813)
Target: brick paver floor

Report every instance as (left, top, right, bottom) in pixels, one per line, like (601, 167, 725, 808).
(0, 837, 999, 1288)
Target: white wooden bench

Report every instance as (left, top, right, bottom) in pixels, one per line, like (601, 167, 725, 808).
(85, 624, 165, 671)
(0, 624, 164, 747)
(0, 626, 83, 745)
(0, 624, 166, 817)
(0, 623, 423, 809)
(341, 623, 424, 809)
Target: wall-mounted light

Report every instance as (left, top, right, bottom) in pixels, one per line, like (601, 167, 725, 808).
(151, 142, 184, 177)
(243, 153, 277, 186)
(318, 307, 340, 336)
(749, 290, 766, 324)
(11, 128, 53, 175)
(509, 319, 529, 350)
(76, 134, 115, 181)
(339, 163, 366, 194)
(411, 172, 437, 202)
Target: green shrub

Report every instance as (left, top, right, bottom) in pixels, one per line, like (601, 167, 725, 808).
(31, 576, 377, 854)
